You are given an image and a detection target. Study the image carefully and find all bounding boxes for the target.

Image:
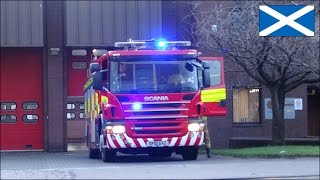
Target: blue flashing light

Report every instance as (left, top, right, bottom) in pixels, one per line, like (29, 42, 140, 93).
(156, 39, 168, 49)
(132, 103, 142, 111)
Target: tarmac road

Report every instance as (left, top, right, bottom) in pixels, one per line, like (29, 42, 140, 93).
(1, 151, 319, 179)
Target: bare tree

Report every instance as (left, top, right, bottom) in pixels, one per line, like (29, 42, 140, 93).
(184, 0, 320, 145)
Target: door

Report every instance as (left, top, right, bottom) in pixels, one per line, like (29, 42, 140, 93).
(307, 87, 320, 137)
(199, 57, 226, 116)
(0, 48, 44, 151)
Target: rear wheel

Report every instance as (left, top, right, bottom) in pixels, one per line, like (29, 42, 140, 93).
(101, 148, 116, 162)
(182, 147, 198, 160)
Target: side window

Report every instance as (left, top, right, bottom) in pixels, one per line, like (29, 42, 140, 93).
(207, 61, 221, 86)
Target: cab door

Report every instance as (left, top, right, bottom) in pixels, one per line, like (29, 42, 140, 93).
(199, 57, 226, 116)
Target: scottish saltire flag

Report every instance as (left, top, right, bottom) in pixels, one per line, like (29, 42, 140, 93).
(259, 5, 314, 36)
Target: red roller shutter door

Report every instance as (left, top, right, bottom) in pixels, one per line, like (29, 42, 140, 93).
(0, 48, 44, 151)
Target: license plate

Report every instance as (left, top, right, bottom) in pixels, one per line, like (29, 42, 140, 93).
(146, 141, 169, 147)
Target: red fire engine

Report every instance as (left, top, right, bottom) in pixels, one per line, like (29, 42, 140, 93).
(83, 39, 226, 162)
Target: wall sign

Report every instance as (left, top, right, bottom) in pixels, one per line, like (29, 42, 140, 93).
(294, 98, 303, 110)
(264, 98, 295, 120)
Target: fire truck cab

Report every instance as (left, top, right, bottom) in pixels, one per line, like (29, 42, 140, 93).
(83, 39, 226, 162)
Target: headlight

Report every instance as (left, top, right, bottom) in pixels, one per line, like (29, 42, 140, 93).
(106, 126, 113, 134)
(105, 125, 125, 134)
(188, 123, 200, 132)
(112, 125, 125, 134)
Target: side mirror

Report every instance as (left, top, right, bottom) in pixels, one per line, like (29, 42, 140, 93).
(92, 72, 103, 90)
(203, 61, 210, 69)
(90, 63, 101, 73)
(203, 69, 210, 88)
(185, 62, 194, 72)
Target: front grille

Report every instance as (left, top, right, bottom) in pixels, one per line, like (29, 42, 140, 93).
(142, 103, 181, 108)
(122, 101, 190, 137)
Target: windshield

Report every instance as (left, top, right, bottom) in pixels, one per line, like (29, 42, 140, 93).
(109, 59, 199, 93)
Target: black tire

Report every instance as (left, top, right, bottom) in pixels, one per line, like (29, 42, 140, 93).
(182, 147, 198, 160)
(101, 148, 116, 162)
(89, 147, 99, 159)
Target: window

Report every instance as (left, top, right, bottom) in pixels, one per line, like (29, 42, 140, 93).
(207, 61, 221, 86)
(79, 103, 84, 110)
(67, 103, 76, 110)
(67, 112, 76, 119)
(72, 62, 87, 70)
(23, 102, 38, 110)
(1, 115, 17, 123)
(23, 114, 38, 123)
(1, 102, 16, 110)
(79, 113, 85, 119)
(110, 60, 198, 93)
(233, 88, 260, 123)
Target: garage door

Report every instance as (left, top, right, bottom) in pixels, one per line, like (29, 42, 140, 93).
(0, 48, 44, 151)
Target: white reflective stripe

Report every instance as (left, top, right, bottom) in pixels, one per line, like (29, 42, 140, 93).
(123, 134, 137, 148)
(107, 134, 116, 148)
(137, 138, 147, 147)
(199, 132, 204, 146)
(147, 138, 154, 142)
(162, 137, 168, 142)
(169, 137, 178, 147)
(179, 132, 189, 146)
(114, 134, 126, 148)
(189, 132, 198, 146)
(90, 120, 95, 142)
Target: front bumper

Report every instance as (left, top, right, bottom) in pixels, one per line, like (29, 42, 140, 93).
(105, 131, 204, 149)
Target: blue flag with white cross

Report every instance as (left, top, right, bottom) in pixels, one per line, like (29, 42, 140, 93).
(259, 5, 315, 36)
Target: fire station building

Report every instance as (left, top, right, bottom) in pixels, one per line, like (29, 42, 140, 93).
(1, 1, 319, 151)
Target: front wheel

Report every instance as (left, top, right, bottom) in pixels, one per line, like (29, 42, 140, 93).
(101, 148, 116, 162)
(182, 147, 198, 160)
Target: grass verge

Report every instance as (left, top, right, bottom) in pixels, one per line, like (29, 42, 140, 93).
(201, 145, 319, 158)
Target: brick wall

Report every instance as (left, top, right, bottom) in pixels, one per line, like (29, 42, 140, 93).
(45, 0, 66, 151)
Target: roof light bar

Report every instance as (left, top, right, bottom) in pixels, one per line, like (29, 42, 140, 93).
(114, 39, 191, 50)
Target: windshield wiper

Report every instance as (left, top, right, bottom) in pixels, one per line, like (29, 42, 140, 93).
(130, 88, 157, 93)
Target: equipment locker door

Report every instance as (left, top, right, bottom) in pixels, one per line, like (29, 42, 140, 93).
(1, 48, 44, 151)
(199, 57, 227, 116)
